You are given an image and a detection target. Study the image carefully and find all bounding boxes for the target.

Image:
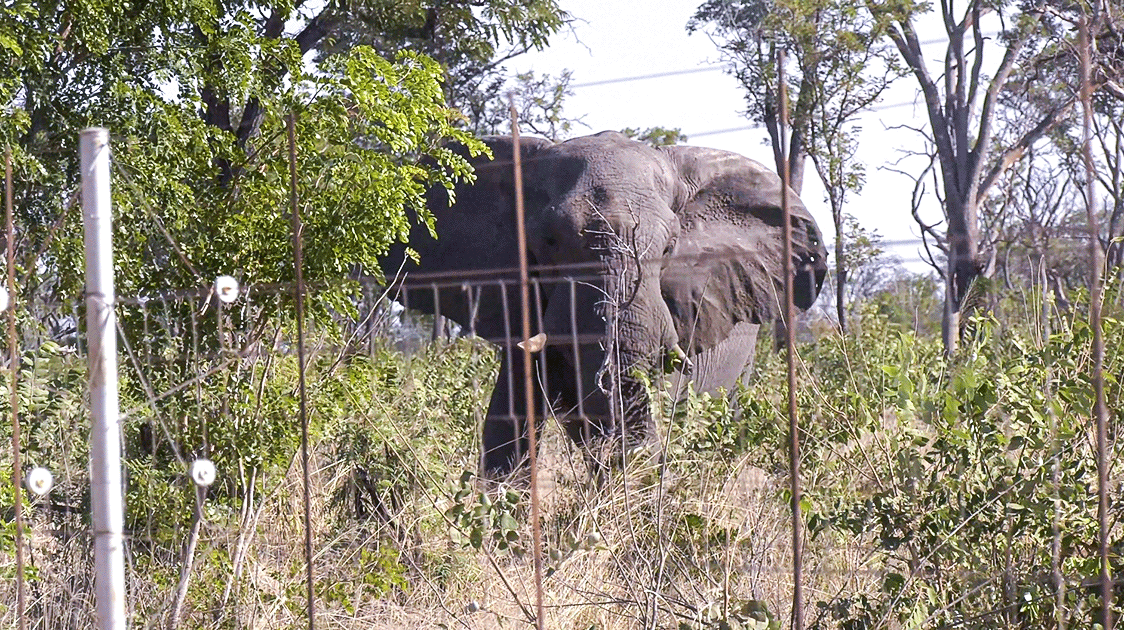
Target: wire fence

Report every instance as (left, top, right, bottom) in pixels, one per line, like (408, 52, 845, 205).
(3, 254, 1120, 629)
(2, 62, 1123, 629)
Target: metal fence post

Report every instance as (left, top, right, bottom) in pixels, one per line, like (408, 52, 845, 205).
(81, 127, 127, 630)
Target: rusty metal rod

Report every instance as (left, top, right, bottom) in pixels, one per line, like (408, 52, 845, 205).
(1079, 17, 1112, 630)
(510, 95, 546, 630)
(287, 113, 316, 630)
(778, 49, 805, 630)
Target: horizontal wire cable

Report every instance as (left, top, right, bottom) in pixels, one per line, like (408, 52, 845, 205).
(570, 32, 1000, 89)
(113, 235, 1091, 301)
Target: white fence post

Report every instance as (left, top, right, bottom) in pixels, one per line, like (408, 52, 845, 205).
(81, 127, 126, 630)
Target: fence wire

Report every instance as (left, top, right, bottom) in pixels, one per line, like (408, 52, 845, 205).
(0, 256, 1119, 629)
(2, 137, 1123, 630)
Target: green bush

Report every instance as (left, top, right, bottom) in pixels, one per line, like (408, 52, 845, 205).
(727, 298, 1121, 629)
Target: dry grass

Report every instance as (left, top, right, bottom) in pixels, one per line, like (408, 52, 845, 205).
(2, 408, 880, 630)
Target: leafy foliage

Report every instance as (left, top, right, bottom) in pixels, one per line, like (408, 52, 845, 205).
(72, 47, 484, 303)
(0, 342, 87, 539)
(317, 0, 567, 133)
(1, 0, 567, 305)
(621, 126, 689, 147)
(446, 471, 526, 554)
(736, 293, 1124, 628)
(466, 69, 585, 140)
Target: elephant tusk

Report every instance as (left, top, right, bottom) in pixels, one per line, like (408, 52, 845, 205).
(517, 332, 548, 353)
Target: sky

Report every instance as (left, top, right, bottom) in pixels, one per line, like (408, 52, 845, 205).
(508, 0, 950, 271)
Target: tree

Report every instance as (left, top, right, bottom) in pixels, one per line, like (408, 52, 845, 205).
(469, 70, 586, 140)
(838, 215, 900, 303)
(620, 126, 689, 147)
(1, 0, 565, 299)
(1083, 90, 1124, 268)
(690, 0, 810, 193)
(815, 214, 909, 327)
(316, 1, 567, 134)
(983, 144, 1086, 312)
(690, 0, 899, 333)
(865, 0, 1124, 351)
(799, 5, 900, 333)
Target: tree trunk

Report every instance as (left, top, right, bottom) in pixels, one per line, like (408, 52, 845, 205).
(942, 195, 983, 353)
(833, 205, 846, 333)
(788, 133, 807, 195)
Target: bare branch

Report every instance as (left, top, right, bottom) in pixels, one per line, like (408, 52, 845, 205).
(978, 97, 1078, 198)
(967, 4, 986, 113)
(1100, 78, 1124, 101)
(969, 24, 1038, 188)
(950, 4, 971, 173)
(883, 14, 959, 196)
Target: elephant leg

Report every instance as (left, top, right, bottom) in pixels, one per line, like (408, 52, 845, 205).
(608, 372, 656, 450)
(541, 345, 589, 443)
(538, 280, 618, 447)
(483, 345, 524, 474)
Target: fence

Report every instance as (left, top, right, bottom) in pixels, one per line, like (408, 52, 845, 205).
(2, 241, 1122, 630)
(1, 34, 1122, 628)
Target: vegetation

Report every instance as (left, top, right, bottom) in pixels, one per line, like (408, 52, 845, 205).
(621, 126, 689, 147)
(692, 0, 1124, 352)
(0, 0, 565, 302)
(1, 0, 1123, 628)
(690, 0, 900, 331)
(1, 262, 1121, 629)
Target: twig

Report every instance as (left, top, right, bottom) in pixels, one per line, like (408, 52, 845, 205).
(168, 486, 207, 630)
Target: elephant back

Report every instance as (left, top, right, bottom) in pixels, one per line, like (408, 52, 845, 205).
(380, 135, 555, 339)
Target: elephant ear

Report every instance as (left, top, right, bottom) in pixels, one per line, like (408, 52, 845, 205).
(657, 145, 824, 390)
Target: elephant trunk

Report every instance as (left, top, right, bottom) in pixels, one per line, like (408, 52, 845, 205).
(595, 251, 679, 447)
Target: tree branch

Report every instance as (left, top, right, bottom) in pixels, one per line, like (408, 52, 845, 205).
(193, 25, 233, 134)
(262, 5, 288, 39)
(969, 24, 1036, 189)
(951, 47, 972, 197)
(966, 3, 986, 111)
(296, 8, 335, 55)
(880, 15, 959, 196)
(978, 97, 1077, 198)
(950, 3, 972, 173)
(236, 6, 338, 146)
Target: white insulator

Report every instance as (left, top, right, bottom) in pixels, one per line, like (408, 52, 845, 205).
(214, 275, 240, 304)
(26, 467, 53, 496)
(190, 459, 216, 487)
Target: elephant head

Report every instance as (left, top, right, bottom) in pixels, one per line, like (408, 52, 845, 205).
(384, 131, 828, 474)
(504, 132, 826, 467)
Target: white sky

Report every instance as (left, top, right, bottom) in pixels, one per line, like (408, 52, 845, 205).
(509, 0, 953, 271)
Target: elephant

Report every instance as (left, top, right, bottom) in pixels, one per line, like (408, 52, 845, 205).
(381, 131, 828, 474)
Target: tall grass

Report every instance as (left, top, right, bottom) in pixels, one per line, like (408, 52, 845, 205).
(2, 286, 1122, 629)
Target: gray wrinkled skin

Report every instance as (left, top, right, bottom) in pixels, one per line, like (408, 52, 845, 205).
(382, 131, 828, 474)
